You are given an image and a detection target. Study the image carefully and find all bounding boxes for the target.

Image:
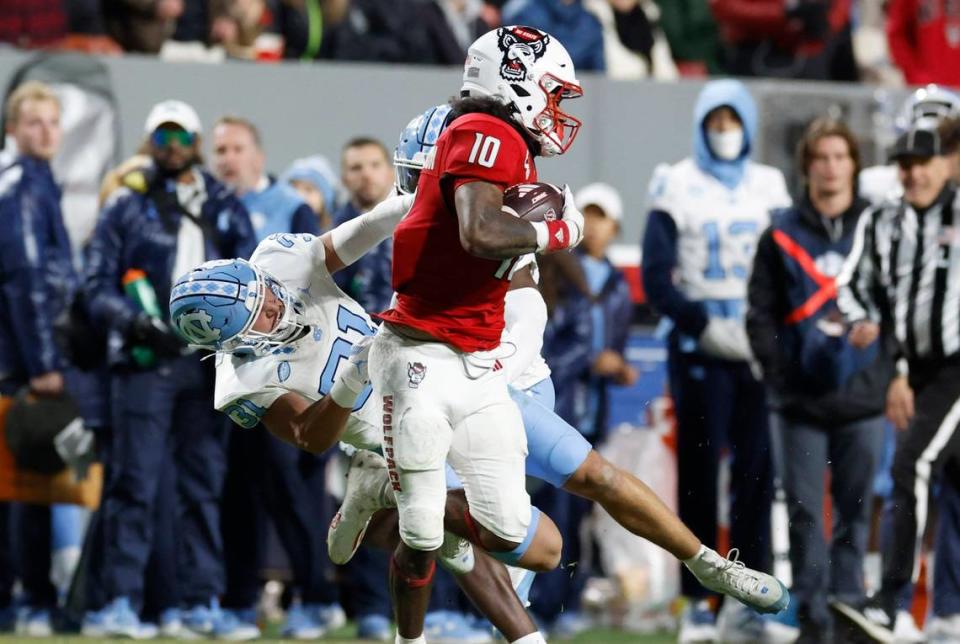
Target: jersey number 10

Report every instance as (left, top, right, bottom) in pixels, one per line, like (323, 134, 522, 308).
(468, 133, 501, 168)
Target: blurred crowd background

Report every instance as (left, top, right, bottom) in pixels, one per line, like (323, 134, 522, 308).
(0, 0, 949, 86)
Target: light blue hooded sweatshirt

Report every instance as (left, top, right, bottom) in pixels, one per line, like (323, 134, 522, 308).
(692, 79, 758, 190)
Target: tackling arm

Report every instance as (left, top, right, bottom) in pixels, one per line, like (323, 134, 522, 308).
(261, 391, 353, 454)
(323, 193, 414, 274)
(251, 334, 372, 454)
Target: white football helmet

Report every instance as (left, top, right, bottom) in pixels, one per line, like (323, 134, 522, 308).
(895, 84, 960, 133)
(461, 26, 582, 157)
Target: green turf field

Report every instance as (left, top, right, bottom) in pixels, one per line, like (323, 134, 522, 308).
(0, 623, 678, 643)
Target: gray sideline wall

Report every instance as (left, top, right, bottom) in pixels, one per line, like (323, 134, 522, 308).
(0, 48, 907, 244)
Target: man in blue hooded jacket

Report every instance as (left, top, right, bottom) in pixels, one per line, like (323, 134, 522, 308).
(641, 79, 791, 642)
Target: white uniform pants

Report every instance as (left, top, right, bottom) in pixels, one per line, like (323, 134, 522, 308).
(368, 324, 531, 551)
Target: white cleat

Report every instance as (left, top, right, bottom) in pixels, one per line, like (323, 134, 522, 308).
(685, 547, 790, 615)
(438, 531, 475, 575)
(327, 450, 396, 564)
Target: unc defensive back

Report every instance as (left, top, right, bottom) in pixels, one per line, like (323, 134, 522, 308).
(170, 233, 381, 451)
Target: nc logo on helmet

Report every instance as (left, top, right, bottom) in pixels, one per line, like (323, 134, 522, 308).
(497, 26, 549, 82)
(175, 309, 222, 345)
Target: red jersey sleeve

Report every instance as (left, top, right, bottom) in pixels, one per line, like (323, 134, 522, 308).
(437, 114, 534, 190)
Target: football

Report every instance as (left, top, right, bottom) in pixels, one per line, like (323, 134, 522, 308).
(502, 182, 565, 222)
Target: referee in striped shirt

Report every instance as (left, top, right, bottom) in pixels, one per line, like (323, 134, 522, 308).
(834, 119, 960, 640)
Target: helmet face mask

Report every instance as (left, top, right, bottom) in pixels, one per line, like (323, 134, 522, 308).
(227, 269, 304, 356)
(393, 153, 425, 195)
(533, 73, 583, 156)
(462, 26, 582, 157)
(170, 258, 304, 357)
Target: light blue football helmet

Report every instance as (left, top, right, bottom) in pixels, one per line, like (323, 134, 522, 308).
(169, 258, 303, 356)
(394, 103, 453, 195)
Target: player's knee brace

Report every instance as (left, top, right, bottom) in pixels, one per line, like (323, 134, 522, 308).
(394, 408, 450, 551)
(398, 501, 445, 551)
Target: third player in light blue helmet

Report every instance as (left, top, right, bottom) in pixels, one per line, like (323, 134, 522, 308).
(394, 104, 452, 196)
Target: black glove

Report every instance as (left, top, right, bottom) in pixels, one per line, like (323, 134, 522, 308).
(785, 0, 830, 39)
(127, 313, 185, 358)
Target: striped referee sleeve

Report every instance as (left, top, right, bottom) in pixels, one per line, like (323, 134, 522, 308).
(837, 207, 880, 323)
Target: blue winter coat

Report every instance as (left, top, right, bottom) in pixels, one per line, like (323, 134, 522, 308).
(0, 156, 78, 392)
(84, 168, 255, 366)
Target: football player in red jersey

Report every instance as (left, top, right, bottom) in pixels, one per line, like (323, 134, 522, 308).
(368, 26, 586, 644)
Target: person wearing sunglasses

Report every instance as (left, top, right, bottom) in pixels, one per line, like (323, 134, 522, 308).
(80, 99, 257, 640)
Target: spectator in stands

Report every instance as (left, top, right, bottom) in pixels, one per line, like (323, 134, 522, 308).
(0, 1, 67, 48)
(66, 0, 106, 34)
(501, 0, 605, 71)
(659, 0, 722, 74)
(172, 0, 210, 43)
(887, 0, 960, 86)
(320, 0, 434, 63)
(280, 155, 340, 232)
(103, 0, 184, 52)
(711, 0, 858, 81)
(0, 81, 75, 638)
(584, 0, 678, 79)
(747, 118, 890, 644)
(249, 0, 352, 60)
(419, 0, 491, 65)
(210, 115, 345, 639)
(332, 137, 396, 314)
(641, 79, 791, 642)
(82, 99, 256, 639)
(208, 0, 272, 58)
